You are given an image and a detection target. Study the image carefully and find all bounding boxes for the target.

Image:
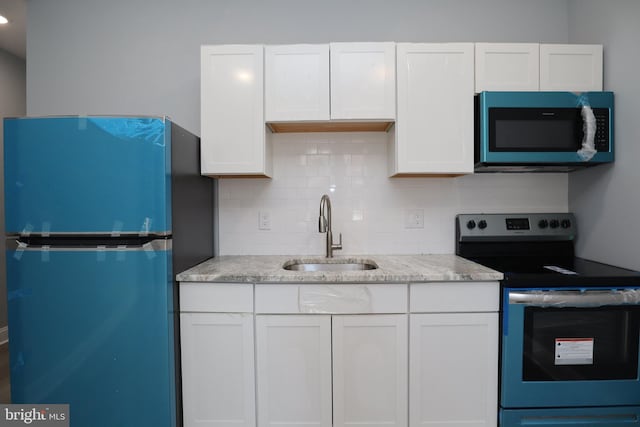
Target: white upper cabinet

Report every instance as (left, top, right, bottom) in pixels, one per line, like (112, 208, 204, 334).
(200, 42, 604, 178)
(540, 44, 603, 91)
(264, 42, 396, 124)
(392, 43, 475, 176)
(475, 43, 540, 92)
(200, 45, 272, 177)
(265, 45, 330, 122)
(475, 43, 603, 93)
(330, 42, 396, 120)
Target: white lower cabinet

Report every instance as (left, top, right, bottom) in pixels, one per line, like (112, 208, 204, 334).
(409, 313, 498, 427)
(332, 315, 408, 427)
(180, 312, 256, 427)
(255, 314, 408, 427)
(180, 281, 499, 427)
(255, 315, 333, 427)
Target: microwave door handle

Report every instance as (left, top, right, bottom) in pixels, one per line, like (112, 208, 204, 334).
(509, 289, 640, 307)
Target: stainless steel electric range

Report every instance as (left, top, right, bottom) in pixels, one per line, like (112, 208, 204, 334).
(456, 213, 640, 427)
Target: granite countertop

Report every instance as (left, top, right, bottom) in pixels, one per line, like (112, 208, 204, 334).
(176, 254, 503, 283)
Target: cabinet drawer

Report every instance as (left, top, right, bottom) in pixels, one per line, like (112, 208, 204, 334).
(255, 284, 408, 314)
(410, 282, 499, 313)
(180, 282, 253, 313)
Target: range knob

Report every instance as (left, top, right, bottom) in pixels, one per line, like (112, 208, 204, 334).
(561, 219, 572, 229)
(538, 219, 549, 229)
(550, 219, 560, 229)
(466, 220, 476, 230)
(478, 220, 487, 230)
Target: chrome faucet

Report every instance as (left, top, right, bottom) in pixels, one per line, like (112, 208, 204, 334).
(318, 194, 342, 258)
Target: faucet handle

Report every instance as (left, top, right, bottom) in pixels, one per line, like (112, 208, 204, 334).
(332, 233, 343, 251)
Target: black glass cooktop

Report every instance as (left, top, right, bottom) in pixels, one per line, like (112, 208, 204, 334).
(467, 256, 640, 287)
(456, 213, 640, 287)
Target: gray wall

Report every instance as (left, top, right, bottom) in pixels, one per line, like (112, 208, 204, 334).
(0, 48, 27, 329)
(568, 0, 640, 270)
(27, 0, 569, 132)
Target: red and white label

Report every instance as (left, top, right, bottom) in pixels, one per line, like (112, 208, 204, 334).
(555, 338, 594, 365)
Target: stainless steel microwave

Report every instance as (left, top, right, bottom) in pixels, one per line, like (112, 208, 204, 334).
(475, 91, 614, 172)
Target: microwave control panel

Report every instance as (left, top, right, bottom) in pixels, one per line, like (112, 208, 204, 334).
(593, 108, 610, 152)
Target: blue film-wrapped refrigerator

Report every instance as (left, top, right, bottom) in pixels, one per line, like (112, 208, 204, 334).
(4, 116, 213, 426)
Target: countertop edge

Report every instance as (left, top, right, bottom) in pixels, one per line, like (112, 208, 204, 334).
(176, 255, 503, 283)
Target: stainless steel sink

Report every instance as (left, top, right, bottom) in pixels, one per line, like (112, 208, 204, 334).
(283, 259, 378, 272)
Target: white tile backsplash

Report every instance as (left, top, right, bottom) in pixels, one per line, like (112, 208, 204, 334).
(218, 132, 568, 255)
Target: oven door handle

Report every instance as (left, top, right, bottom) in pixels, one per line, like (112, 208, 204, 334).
(508, 289, 640, 307)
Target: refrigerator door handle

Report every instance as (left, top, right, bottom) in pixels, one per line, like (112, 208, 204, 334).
(6, 237, 172, 251)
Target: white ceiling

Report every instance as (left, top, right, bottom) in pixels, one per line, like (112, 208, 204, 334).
(0, 0, 26, 59)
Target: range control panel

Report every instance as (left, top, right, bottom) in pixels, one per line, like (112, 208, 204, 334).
(457, 213, 577, 241)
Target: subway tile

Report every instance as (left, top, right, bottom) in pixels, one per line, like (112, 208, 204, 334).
(307, 154, 330, 168)
(317, 143, 333, 155)
(306, 176, 331, 189)
(217, 136, 569, 255)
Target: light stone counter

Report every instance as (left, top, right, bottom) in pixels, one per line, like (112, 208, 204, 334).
(176, 254, 503, 283)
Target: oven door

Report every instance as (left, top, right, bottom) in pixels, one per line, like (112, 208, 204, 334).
(501, 287, 640, 408)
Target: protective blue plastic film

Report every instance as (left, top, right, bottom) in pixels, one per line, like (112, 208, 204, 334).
(4, 116, 171, 235)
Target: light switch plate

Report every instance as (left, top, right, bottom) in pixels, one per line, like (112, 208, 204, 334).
(404, 209, 424, 229)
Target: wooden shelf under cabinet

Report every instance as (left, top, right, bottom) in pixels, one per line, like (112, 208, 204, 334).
(267, 121, 394, 133)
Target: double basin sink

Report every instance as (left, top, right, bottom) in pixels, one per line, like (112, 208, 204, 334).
(283, 258, 378, 272)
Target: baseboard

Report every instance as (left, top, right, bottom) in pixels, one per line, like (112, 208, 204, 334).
(0, 326, 7, 345)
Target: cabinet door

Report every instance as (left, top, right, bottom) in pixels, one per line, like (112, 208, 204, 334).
(475, 43, 540, 92)
(330, 42, 396, 120)
(256, 315, 332, 427)
(200, 45, 270, 176)
(265, 45, 330, 122)
(180, 313, 255, 427)
(394, 43, 474, 175)
(409, 313, 498, 427)
(540, 44, 603, 91)
(332, 315, 408, 427)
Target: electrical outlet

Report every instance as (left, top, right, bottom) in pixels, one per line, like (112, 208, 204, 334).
(258, 211, 271, 230)
(404, 209, 424, 229)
